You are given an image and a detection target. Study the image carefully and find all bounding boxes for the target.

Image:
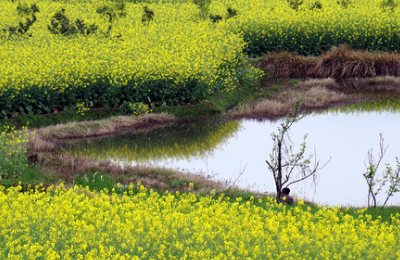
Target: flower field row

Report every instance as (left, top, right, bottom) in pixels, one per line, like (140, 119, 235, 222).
(219, 0, 400, 56)
(1, 184, 400, 259)
(1, 0, 400, 116)
(0, 0, 245, 117)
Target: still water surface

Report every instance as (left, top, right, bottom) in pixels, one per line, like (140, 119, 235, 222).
(62, 101, 400, 207)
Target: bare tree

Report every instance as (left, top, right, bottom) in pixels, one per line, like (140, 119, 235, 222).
(363, 133, 400, 208)
(265, 104, 330, 203)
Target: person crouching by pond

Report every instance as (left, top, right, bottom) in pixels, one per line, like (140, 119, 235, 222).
(279, 187, 294, 204)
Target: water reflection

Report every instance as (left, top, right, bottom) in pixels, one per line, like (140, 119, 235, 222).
(62, 120, 242, 163)
(318, 99, 400, 115)
(62, 100, 400, 207)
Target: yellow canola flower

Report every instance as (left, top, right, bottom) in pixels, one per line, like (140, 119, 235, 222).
(1, 185, 400, 259)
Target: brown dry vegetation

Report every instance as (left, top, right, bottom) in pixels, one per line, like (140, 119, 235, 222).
(226, 84, 354, 118)
(36, 113, 177, 140)
(259, 45, 400, 78)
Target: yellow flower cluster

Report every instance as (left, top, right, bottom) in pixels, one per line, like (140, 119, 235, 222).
(0, 126, 31, 179)
(1, 184, 400, 259)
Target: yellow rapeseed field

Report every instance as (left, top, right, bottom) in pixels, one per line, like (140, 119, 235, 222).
(1, 184, 400, 259)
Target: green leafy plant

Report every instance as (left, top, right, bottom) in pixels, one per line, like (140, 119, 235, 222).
(363, 134, 400, 208)
(381, 0, 398, 11)
(118, 101, 151, 117)
(226, 7, 237, 19)
(0, 126, 30, 179)
(1, 3, 39, 37)
(337, 0, 352, 8)
(96, 2, 126, 36)
(48, 8, 98, 36)
(209, 14, 222, 23)
(193, 0, 212, 19)
(287, 0, 304, 11)
(310, 0, 323, 10)
(74, 171, 138, 195)
(75, 102, 90, 116)
(16, 2, 39, 16)
(141, 6, 154, 24)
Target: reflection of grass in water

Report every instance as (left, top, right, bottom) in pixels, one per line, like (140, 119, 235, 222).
(62, 120, 242, 163)
(314, 99, 400, 116)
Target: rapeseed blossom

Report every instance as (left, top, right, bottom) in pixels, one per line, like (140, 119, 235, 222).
(1, 184, 400, 259)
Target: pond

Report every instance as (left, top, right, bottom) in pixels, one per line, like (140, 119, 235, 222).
(61, 100, 400, 207)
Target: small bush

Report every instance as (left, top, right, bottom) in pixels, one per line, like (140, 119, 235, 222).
(1, 3, 39, 37)
(209, 14, 222, 23)
(193, 0, 212, 19)
(142, 6, 154, 24)
(226, 7, 237, 19)
(287, 0, 304, 11)
(381, 0, 398, 11)
(118, 101, 151, 117)
(48, 8, 98, 36)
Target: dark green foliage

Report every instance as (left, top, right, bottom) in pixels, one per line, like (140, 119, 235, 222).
(227, 7, 237, 19)
(74, 171, 138, 195)
(310, 1, 323, 10)
(337, 0, 352, 8)
(193, 0, 212, 19)
(142, 6, 154, 24)
(48, 8, 98, 36)
(1, 3, 39, 37)
(96, 3, 126, 37)
(16, 3, 39, 16)
(381, 0, 398, 11)
(96, 3, 127, 23)
(287, 0, 304, 11)
(209, 14, 222, 23)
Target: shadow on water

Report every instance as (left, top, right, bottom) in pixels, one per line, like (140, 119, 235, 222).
(62, 99, 400, 207)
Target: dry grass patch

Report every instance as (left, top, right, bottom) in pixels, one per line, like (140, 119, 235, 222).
(312, 45, 400, 78)
(260, 45, 400, 78)
(293, 78, 337, 89)
(258, 51, 317, 78)
(36, 113, 176, 139)
(227, 86, 352, 118)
